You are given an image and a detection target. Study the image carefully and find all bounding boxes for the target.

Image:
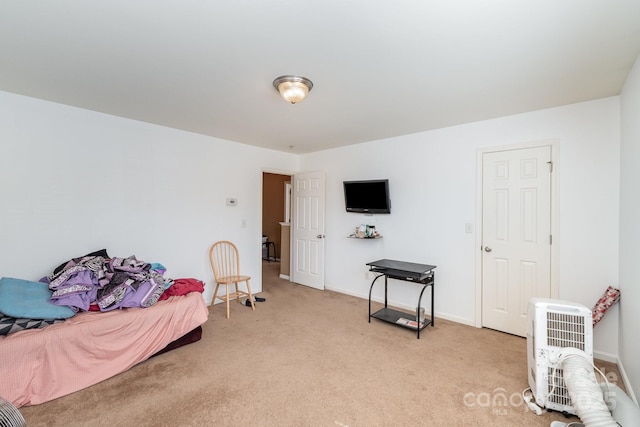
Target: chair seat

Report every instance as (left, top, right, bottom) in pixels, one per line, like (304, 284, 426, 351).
(217, 275, 251, 284)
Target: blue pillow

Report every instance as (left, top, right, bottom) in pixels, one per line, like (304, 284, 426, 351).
(0, 277, 76, 320)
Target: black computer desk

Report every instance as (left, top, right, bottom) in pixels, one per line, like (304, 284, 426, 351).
(366, 259, 436, 339)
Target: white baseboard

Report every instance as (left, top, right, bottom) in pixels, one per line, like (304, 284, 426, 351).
(324, 284, 475, 327)
(324, 285, 365, 299)
(433, 312, 476, 327)
(279, 274, 290, 280)
(616, 356, 638, 405)
(594, 350, 618, 364)
(593, 352, 637, 405)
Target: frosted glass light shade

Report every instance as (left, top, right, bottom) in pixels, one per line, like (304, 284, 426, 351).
(273, 75, 313, 104)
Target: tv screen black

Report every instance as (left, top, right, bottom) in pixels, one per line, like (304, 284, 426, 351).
(343, 179, 391, 214)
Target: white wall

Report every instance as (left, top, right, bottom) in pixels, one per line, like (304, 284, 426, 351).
(300, 97, 621, 358)
(0, 91, 298, 304)
(0, 88, 625, 370)
(619, 54, 640, 401)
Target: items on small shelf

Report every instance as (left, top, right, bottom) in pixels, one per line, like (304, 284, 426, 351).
(348, 224, 381, 239)
(396, 317, 426, 330)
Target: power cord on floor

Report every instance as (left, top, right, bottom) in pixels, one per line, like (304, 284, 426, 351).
(522, 387, 543, 415)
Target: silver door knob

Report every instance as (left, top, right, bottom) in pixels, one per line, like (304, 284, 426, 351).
(316, 234, 325, 239)
(484, 246, 492, 252)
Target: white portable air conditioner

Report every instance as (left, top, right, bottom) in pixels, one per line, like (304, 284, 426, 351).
(527, 298, 593, 415)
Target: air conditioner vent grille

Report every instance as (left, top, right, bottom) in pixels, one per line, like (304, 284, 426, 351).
(547, 367, 572, 407)
(546, 311, 585, 350)
(528, 299, 592, 415)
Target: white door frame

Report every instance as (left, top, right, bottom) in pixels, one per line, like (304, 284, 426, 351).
(262, 168, 296, 279)
(473, 139, 560, 328)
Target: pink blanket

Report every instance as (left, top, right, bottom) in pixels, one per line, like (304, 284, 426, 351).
(0, 292, 208, 407)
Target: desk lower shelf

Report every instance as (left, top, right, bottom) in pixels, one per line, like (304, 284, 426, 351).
(370, 307, 432, 331)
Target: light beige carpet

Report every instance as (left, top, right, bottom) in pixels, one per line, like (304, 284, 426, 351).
(19, 261, 622, 426)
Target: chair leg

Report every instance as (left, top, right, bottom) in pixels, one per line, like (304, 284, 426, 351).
(211, 283, 221, 310)
(245, 279, 255, 311)
(225, 284, 230, 319)
(234, 282, 242, 304)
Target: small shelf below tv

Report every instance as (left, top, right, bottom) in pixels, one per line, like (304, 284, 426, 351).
(347, 234, 382, 239)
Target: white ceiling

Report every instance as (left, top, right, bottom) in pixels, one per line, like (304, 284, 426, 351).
(1, 1, 639, 154)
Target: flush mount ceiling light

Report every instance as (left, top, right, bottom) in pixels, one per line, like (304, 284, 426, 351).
(273, 75, 313, 104)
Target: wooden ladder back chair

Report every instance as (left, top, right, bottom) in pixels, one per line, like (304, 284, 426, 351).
(209, 240, 255, 318)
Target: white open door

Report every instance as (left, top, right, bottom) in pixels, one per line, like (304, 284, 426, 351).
(291, 171, 325, 290)
(481, 145, 552, 337)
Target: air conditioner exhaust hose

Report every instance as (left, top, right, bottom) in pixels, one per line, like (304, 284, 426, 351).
(559, 348, 616, 427)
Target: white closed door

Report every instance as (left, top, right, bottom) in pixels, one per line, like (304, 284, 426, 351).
(481, 146, 552, 336)
(291, 171, 325, 290)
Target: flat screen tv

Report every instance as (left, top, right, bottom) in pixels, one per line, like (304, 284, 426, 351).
(343, 179, 391, 214)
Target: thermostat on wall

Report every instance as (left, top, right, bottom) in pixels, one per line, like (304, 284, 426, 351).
(226, 198, 237, 206)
